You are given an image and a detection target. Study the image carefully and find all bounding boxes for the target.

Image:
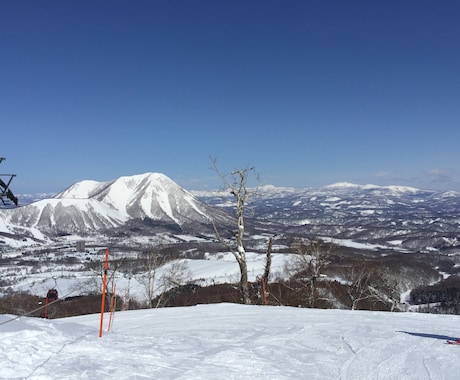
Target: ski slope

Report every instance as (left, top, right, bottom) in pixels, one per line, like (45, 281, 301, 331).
(2, 303, 460, 379)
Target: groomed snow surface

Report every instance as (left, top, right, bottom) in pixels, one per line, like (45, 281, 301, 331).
(2, 304, 460, 379)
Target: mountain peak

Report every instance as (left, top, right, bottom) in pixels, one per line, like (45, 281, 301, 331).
(324, 182, 423, 193)
(55, 172, 208, 224)
(56, 172, 172, 200)
(2, 172, 231, 238)
(324, 182, 361, 189)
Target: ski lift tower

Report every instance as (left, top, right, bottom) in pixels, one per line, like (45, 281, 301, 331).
(0, 157, 18, 207)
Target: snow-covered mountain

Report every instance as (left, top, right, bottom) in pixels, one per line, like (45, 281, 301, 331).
(2, 177, 459, 253)
(55, 173, 224, 225)
(0, 173, 232, 240)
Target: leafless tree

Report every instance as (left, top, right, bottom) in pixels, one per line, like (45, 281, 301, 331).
(343, 263, 376, 310)
(210, 159, 260, 304)
(85, 253, 125, 306)
(368, 266, 401, 312)
(341, 259, 402, 311)
(285, 237, 333, 307)
(155, 260, 191, 308)
(136, 247, 190, 308)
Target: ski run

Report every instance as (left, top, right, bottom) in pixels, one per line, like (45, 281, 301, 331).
(2, 303, 460, 379)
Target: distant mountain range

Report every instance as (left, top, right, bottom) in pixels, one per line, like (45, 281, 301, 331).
(1, 174, 459, 253)
(194, 182, 460, 253)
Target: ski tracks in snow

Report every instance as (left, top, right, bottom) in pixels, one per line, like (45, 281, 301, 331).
(338, 317, 449, 380)
(4, 305, 460, 379)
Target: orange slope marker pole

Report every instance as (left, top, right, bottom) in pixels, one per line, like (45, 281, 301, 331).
(99, 249, 109, 338)
(108, 283, 117, 332)
(262, 277, 267, 306)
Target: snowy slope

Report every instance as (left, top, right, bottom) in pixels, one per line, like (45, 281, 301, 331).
(2, 303, 460, 379)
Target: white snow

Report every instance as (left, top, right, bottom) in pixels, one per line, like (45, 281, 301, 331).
(325, 182, 360, 189)
(324, 196, 341, 202)
(321, 237, 389, 251)
(56, 180, 102, 199)
(184, 192, 208, 218)
(324, 182, 423, 194)
(387, 185, 420, 194)
(2, 303, 460, 379)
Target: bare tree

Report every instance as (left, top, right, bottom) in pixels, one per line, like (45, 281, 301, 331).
(285, 237, 333, 307)
(136, 247, 190, 308)
(154, 259, 191, 308)
(367, 266, 401, 312)
(211, 160, 259, 304)
(341, 260, 401, 311)
(343, 263, 375, 310)
(342, 260, 386, 310)
(138, 247, 166, 308)
(85, 253, 125, 306)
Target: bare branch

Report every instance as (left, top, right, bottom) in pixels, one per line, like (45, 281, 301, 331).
(285, 237, 333, 307)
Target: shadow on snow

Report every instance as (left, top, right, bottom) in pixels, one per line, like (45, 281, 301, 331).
(398, 331, 458, 341)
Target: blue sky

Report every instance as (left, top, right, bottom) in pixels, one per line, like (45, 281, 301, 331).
(1, 1, 459, 194)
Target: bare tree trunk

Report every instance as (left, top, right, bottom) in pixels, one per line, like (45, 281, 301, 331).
(237, 257, 251, 304)
(235, 184, 250, 304)
(262, 237, 272, 286)
(211, 160, 259, 305)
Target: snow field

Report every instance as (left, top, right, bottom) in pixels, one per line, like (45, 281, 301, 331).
(2, 304, 460, 379)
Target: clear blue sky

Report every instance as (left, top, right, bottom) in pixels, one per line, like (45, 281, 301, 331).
(1, 0, 459, 193)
